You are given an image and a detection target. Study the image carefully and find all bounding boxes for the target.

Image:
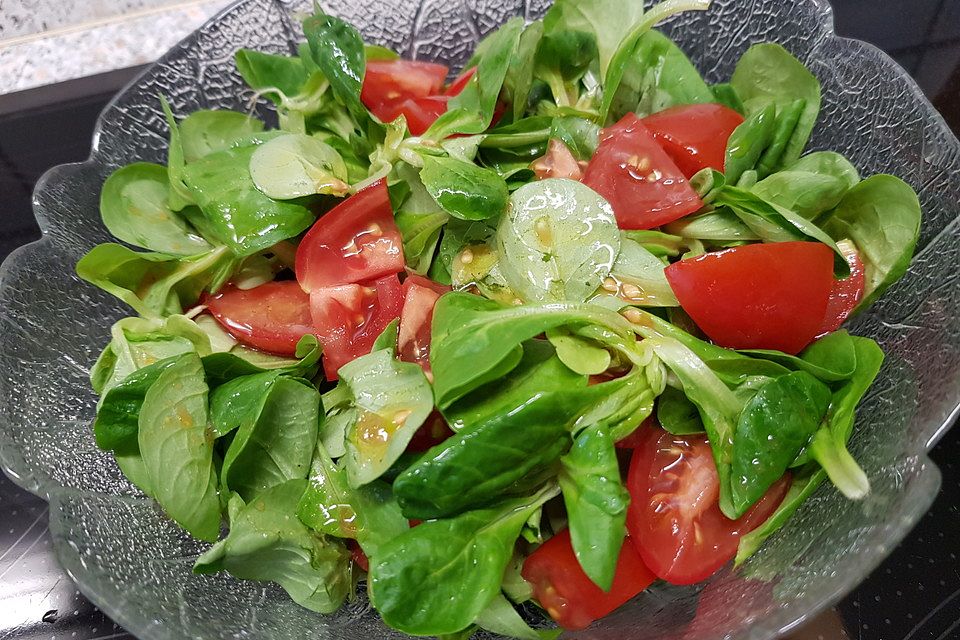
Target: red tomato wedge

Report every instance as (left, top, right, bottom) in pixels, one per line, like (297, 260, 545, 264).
(626, 426, 790, 585)
(348, 540, 370, 572)
(310, 274, 404, 380)
(380, 95, 450, 135)
(818, 239, 865, 334)
(444, 67, 476, 96)
(664, 241, 835, 354)
(296, 180, 405, 291)
(531, 138, 584, 181)
(614, 416, 657, 449)
(398, 275, 450, 375)
(642, 104, 745, 178)
(522, 529, 656, 630)
(206, 281, 313, 356)
(361, 59, 449, 110)
(583, 113, 703, 230)
(407, 411, 455, 452)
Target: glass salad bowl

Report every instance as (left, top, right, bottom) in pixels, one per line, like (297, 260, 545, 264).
(1, 0, 959, 638)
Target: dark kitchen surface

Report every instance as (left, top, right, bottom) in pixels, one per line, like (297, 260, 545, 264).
(1, 3, 959, 640)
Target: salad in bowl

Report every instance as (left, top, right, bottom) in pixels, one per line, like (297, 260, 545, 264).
(74, 0, 922, 636)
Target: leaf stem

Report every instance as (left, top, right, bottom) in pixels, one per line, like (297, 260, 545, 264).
(809, 427, 871, 499)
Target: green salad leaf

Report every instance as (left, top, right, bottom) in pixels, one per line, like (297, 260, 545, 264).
(730, 43, 821, 169)
(99, 163, 212, 255)
(248, 133, 349, 199)
(613, 30, 714, 119)
(429, 292, 633, 407)
(337, 348, 434, 487)
(496, 178, 620, 303)
(428, 18, 524, 139)
(180, 109, 265, 162)
(393, 391, 573, 519)
(137, 352, 221, 541)
(420, 156, 510, 221)
(77, 243, 237, 318)
(369, 484, 559, 635)
(822, 174, 921, 308)
(235, 49, 310, 100)
(730, 371, 830, 515)
(297, 442, 409, 558)
(559, 422, 629, 590)
(181, 141, 316, 256)
(220, 376, 320, 500)
(302, 11, 368, 122)
(195, 479, 352, 613)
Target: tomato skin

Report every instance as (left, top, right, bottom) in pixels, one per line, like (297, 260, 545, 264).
(398, 275, 450, 374)
(665, 241, 835, 354)
(206, 281, 313, 356)
(582, 113, 703, 230)
(614, 416, 657, 449)
(403, 273, 451, 296)
(349, 541, 370, 572)
(296, 180, 405, 291)
(380, 96, 450, 135)
(626, 427, 790, 585)
(361, 59, 449, 110)
(406, 411, 455, 452)
(818, 239, 865, 334)
(642, 104, 745, 178)
(522, 529, 656, 630)
(310, 274, 404, 380)
(444, 67, 476, 96)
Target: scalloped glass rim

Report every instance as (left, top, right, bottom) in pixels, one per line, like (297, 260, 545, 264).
(1, 0, 958, 639)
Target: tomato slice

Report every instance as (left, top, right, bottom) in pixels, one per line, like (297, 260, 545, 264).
(398, 275, 450, 375)
(818, 239, 865, 334)
(531, 138, 584, 181)
(522, 529, 656, 630)
(206, 281, 313, 356)
(407, 411, 455, 452)
(626, 426, 790, 585)
(310, 274, 404, 380)
(582, 113, 703, 230)
(444, 67, 476, 96)
(614, 416, 657, 449)
(349, 540, 370, 572)
(641, 104, 745, 178)
(361, 59, 449, 110)
(379, 95, 450, 135)
(296, 180, 405, 291)
(664, 241, 835, 354)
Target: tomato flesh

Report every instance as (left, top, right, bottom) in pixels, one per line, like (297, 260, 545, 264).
(406, 411, 455, 452)
(206, 281, 313, 356)
(583, 113, 703, 230)
(361, 59, 449, 110)
(665, 241, 835, 354)
(296, 180, 405, 291)
(444, 67, 476, 96)
(642, 104, 745, 178)
(380, 95, 450, 135)
(626, 426, 790, 585)
(398, 275, 450, 375)
(310, 274, 404, 380)
(531, 139, 584, 181)
(818, 239, 865, 334)
(522, 529, 656, 630)
(349, 540, 370, 572)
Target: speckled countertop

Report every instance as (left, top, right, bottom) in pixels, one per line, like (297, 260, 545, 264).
(0, 0, 231, 94)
